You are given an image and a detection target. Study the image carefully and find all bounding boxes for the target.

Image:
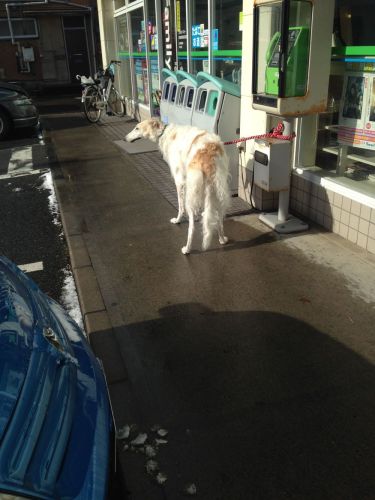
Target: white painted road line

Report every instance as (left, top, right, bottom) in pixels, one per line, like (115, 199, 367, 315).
(8, 146, 33, 173)
(19, 261, 44, 273)
(0, 168, 49, 181)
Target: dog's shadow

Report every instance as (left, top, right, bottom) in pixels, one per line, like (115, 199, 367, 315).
(185, 232, 276, 255)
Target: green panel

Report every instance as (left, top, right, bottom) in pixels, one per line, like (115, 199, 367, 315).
(332, 46, 375, 57)
(161, 68, 178, 82)
(212, 50, 242, 57)
(265, 26, 309, 97)
(206, 90, 219, 116)
(176, 70, 198, 86)
(196, 71, 241, 97)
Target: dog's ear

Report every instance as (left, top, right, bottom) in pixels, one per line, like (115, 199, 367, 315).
(150, 118, 162, 130)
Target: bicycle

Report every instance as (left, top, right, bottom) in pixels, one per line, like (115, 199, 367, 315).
(76, 60, 126, 123)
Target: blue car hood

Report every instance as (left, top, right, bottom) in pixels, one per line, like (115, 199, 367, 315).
(0, 260, 38, 441)
(0, 257, 113, 499)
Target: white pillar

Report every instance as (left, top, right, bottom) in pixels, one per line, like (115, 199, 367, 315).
(97, 0, 116, 67)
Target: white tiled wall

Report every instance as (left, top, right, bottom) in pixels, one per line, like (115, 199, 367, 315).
(290, 174, 375, 255)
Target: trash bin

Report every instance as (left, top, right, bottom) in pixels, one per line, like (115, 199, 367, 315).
(192, 72, 241, 193)
(160, 68, 178, 124)
(172, 70, 198, 126)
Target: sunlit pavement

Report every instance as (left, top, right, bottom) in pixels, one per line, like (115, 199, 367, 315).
(41, 95, 375, 500)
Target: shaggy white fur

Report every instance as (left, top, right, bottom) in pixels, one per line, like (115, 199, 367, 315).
(125, 118, 230, 254)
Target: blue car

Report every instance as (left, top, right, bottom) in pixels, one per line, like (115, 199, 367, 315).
(0, 256, 115, 499)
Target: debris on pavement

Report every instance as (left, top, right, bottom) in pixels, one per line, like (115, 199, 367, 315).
(155, 438, 168, 445)
(145, 459, 159, 475)
(145, 444, 157, 457)
(131, 433, 148, 446)
(116, 425, 131, 440)
(184, 483, 197, 495)
(118, 423, 195, 493)
(156, 472, 168, 484)
(157, 428, 168, 437)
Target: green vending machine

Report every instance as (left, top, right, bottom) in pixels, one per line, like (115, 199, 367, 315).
(265, 26, 309, 97)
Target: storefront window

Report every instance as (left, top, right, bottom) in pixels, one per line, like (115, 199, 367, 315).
(147, 0, 160, 111)
(130, 7, 149, 105)
(314, 0, 375, 198)
(176, 0, 187, 70)
(191, 0, 208, 74)
(213, 0, 242, 84)
(116, 15, 132, 98)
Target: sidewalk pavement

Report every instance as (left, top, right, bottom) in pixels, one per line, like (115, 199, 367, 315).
(42, 99, 375, 500)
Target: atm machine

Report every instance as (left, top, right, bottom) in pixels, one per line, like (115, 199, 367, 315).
(251, 0, 334, 233)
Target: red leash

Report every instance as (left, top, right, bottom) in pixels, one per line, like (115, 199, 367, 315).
(223, 122, 295, 145)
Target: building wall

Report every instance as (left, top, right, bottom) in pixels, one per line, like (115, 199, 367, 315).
(0, 1, 99, 89)
(291, 173, 375, 254)
(0, 38, 43, 82)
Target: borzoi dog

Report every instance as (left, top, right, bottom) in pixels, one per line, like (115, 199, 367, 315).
(125, 119, 230, 254)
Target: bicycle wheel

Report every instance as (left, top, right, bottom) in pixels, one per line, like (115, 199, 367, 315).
(107, 86, 125, 117)
(83, 86, 102, 123)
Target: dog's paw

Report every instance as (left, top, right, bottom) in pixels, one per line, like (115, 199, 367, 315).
(219, 236, 229, 245)
(170, 217, 181, 224)
(181, 246, 190, 255)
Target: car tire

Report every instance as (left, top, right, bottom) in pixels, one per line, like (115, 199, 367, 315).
(0, 108, 11, 140)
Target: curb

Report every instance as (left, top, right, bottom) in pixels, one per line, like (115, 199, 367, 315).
(45, 132, 112, 340)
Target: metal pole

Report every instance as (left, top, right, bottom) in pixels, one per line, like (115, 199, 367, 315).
(277, 117, 293, 222)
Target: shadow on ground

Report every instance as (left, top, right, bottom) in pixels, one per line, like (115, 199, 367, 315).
(91, 304, 375, 500)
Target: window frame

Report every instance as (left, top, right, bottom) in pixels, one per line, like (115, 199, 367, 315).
(0, 17, 38, 40)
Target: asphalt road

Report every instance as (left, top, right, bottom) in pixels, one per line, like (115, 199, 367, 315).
(0, 124, 82, 326)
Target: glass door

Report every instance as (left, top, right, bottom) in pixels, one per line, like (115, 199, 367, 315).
(116, 14, 132, 99)
(191, 0, 208, 74)
(130, 6, 149, 105)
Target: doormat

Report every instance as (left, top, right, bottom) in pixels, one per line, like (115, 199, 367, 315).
(114, 139, 159, 154)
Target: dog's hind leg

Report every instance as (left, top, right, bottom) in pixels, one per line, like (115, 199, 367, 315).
(170, 180, 185, 224)
(217, 207, 228, 245)
(218, 218, 228, 245)
(181, 209, 195, 255)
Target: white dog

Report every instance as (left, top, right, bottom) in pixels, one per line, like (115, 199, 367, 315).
(125, 119, 230, 254)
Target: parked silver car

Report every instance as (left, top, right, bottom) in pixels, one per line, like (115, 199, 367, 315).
(0, 82, 39, 139)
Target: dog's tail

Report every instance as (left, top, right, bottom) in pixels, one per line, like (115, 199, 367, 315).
(202, 153, 231, 250)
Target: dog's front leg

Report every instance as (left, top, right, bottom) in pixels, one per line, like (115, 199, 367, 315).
(181, 209, 194, 255)
(170, 181, 185, 224)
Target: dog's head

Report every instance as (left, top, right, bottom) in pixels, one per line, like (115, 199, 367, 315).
(125, 118, 165, 143)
